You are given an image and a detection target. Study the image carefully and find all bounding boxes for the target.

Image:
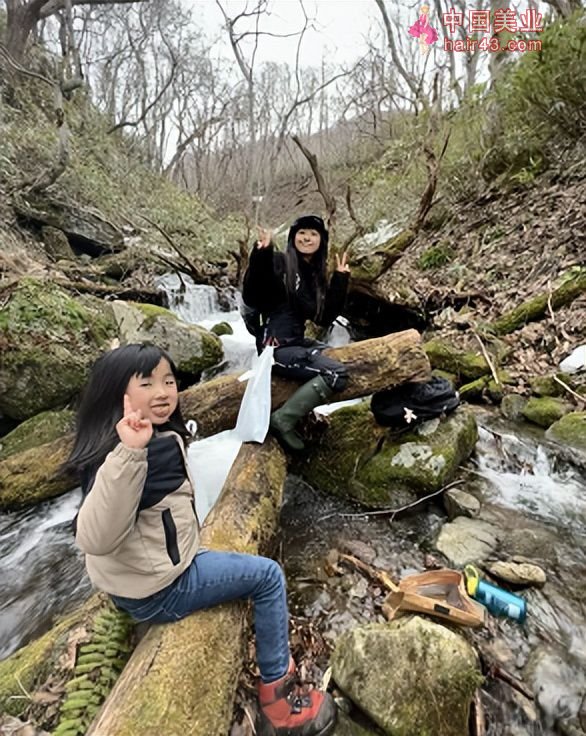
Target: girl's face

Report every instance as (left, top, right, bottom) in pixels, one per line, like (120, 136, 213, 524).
(125, 358, 178, 425)
(294, 228, 321, 257)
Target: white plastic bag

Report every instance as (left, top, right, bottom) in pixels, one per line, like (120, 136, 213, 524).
(559, 344, 586, 374)
(187, 346, 274, 522)
(189, 430, 242, 522)
(235, 345, 274, 443)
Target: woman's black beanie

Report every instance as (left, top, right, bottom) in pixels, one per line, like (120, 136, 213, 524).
(287, 215, 329, 250)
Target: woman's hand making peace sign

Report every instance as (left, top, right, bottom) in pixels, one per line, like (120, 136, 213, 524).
(335, 250, 351, 273)
(116, 394, 153, 449)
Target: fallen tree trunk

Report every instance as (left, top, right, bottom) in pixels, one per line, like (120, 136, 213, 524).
(87, 438, 286, 736)
(180, 328, 431, 436)
(488, 268, 586, 336)
(53, 276, 166, 306)
(0, 329, 429, 510)
(350, 230, 416, 283)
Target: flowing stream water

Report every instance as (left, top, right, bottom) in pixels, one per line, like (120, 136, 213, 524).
(1, 280, 584, 735)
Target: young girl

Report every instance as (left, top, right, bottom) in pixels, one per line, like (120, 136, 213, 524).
(242, 215, 350, 451)
(66, 343, 336, 736)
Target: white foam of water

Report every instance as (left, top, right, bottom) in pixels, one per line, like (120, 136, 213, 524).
(0, 490, 82, 568)
(475, 426, 586, 532)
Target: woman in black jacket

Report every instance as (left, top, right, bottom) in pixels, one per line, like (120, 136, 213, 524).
(242, 214, 350, 450)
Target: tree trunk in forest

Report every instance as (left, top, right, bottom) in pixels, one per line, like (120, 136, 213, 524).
(4, 2, 37, 62)
(86, 439, 287, 736)
(180, 329, 431, 437)
(0, 329, 430, 511)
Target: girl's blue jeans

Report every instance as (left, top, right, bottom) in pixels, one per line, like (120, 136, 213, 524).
(111, 549, 290, 683)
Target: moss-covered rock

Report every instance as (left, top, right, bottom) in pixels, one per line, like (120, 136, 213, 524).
(210, 321, 233, 336)
(530, 374, 563, 397)
(299, 405, 478, 507)
(432, 369, 458, 385)
(111, 300, 223, 377)
(331, 617, 482, 736)
(500, 393, 529, 421)
(0, 409, 75, 461)
(522, 396, 572, 428)
(546, 412, 586, 455)
(0, 433, 75, 509)
(423, 339, 490, 381)
(459, 372, 509, 404)
(0, 279, 117, 420)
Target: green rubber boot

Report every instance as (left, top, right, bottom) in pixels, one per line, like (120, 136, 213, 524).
(270, 376, 333, 451)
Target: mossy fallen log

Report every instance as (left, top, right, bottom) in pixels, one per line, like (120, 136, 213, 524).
(86, 439, 286, 736)
(488, 268, 586, 336)
(350, 229, 416, 282)
(0, 330, 429, 511)
(180, 328, 431, 437)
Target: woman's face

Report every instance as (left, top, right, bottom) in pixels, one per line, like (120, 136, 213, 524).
(294, 228, 321, 257)
(125, 358, 178, 425)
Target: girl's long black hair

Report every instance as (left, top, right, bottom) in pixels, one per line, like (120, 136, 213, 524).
(64, 343, 190, 475)
(284, 215, 329, 320)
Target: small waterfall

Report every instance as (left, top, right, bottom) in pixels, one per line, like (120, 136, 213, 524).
(157, 274, 257, 374)
(156, 273, 220, 323)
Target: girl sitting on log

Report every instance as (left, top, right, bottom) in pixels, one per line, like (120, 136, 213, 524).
(242, 215, 351, 451)
(65, 343, 336, 736)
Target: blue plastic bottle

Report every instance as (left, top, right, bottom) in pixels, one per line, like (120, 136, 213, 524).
(464, 565, 527, 623)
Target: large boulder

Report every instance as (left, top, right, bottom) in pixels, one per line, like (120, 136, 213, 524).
(299, 405, 478, 507)
(0, 409, 77, 509)
(14, 193, 124, 256)
(331, 616, 482, 736)
(0, 409, 74, 461)
(0, 279, 117, 420)
(111, 300, 223, 378)
(522, 397, 572, 428)
(0, 434, 75, 509)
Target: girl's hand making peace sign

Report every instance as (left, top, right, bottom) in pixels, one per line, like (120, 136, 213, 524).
(335, 251, 351, 273)
(116, 394, 153, 449)
(256, 226, 272, 249)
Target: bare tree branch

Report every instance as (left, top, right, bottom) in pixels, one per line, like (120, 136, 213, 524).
(291, 134, 336, 241)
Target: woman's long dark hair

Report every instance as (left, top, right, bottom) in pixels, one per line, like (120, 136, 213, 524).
(64, 343, 189, 474)
(284, 215, 329, 320)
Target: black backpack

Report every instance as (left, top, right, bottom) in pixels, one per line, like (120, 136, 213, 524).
(370, 376, 460, 430)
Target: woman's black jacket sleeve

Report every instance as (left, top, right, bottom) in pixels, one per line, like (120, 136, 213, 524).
(318, 271, 350, 327)
(242, 243, 286, 312)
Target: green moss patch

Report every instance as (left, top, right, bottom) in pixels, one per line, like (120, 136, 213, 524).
(0, 279, 116, 420)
